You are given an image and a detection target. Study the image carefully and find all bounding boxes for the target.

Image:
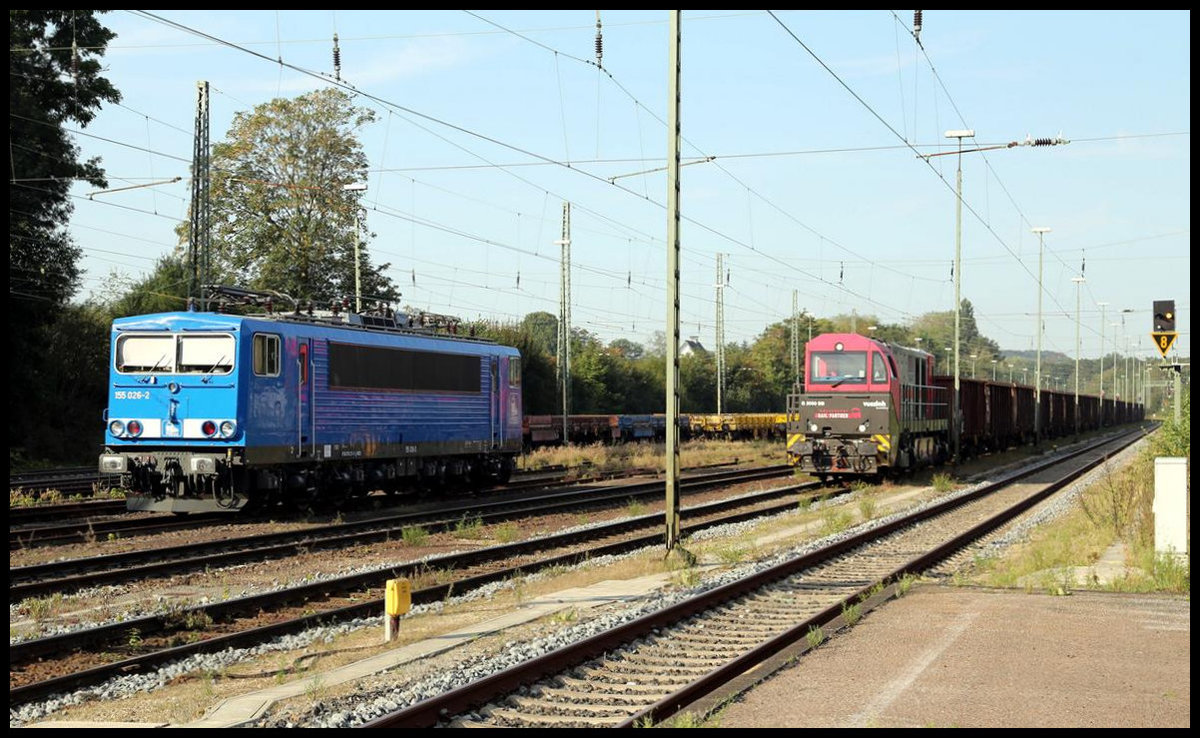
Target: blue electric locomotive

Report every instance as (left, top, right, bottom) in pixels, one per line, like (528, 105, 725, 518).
(100, 305, 522, 513)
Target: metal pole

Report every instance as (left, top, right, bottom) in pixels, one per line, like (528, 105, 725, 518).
(556, 203, 571, 446)
(1032, 227, 1050, 441)
(1098, 302, 1108, 399)
(715, 253, 725, 414)
(1118, 336, 1128, 403)
(342, 182, 368, 313)
(664, 10, 682, 551)
(791, 290, 800, 387)
(353, 210, 362, 313)
(947, 131, 972, 462)
(1072, 276, 1084, 435)
(1174, 367, 1181, 423)
(189, 81, 211, 310)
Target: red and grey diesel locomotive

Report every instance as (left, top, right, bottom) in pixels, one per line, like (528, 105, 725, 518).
(785, 333, 1143, 480)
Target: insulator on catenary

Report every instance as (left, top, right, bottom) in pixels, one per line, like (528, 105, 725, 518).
(71, 40, 79, 79)
(913, 10, 923, 37)
(333, 33, 342, 82)
(595, 11, 603, 66)
(1032, 137, 1055, 146)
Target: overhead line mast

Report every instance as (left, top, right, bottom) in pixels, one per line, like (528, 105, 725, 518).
(556, 202, 572, 447)
(188, 80, 211, 311)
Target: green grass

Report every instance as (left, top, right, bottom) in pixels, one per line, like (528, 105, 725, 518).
(821, 508, 854, 537)
(850, 479, 872, 494)
(625, 498, 648, 517)
(961, 425, 1189, 595)
(931, 472, 956, 494)
(841, 601, 862, 627)
(492, 521, 521, 544)
(452, 514, 484, 539)
(713, 545, 750, 565)
(400, 525, 429, 547)
(857, 496, 877, 521)
(805, 625, 826, 649)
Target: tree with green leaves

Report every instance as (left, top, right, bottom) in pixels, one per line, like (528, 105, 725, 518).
(199, 88, 397, 304)
(10, 11, 121, 463)
(10, 10, 119, 307)
(103, 256, 191, 317)
(520, 311, 558, 357)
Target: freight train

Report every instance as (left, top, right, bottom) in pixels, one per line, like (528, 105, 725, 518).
(100, 300, 522, 514)
(785, 333, 1143, 480)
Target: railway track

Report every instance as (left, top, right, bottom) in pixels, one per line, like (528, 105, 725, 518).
(8, 461, 742, 548)
(360, 425, 1149, 728)
(9, 467, 120, 498)
(10, 465, 789, 601)
(9, 465, 811, 706)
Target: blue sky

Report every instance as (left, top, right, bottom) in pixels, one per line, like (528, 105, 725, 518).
(57, 10, 1190, 362)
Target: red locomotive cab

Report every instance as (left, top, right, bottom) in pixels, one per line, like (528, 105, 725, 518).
(789, 332, 947, 478)
(805, 334, 898, 402)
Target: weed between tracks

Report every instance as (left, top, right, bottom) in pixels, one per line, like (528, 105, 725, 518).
(518, 439, 779, 477)
(957, 414, 1189, 595)
(931, 472, 956, 494)
(451, 514, 484, 539)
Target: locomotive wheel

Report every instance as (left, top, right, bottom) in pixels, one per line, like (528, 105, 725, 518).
(495, 458, 513, 484)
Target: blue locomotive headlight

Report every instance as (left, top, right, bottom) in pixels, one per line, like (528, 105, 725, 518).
(219, 420, 237, 439)
(109, 420, 125, 437)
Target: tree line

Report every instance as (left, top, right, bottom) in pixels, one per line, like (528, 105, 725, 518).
(7, 12, 1164, 467)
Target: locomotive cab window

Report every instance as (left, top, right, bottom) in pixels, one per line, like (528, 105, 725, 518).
(871, 352, 888, 383)
(509, 356, 521, 387)
(178, 334, 235, 374)
(116, 334, 176, 374)
(810, 351, 866, 384)
(253, 334, 280, 377)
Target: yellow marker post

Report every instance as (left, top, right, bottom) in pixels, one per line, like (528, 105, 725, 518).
(384, 578, 411, 642)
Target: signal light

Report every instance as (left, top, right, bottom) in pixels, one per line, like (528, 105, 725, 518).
(109, 420, 125, 437)
(1153, 300, 1176, 332)
(127, 420, 143, 437)
(202, 420, 217, 437)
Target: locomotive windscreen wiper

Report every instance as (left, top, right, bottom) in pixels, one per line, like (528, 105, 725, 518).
(139, 353, 170, 382)
(201, 354, 227, 383)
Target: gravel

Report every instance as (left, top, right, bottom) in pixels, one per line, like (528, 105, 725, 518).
(13, 432, 1143, 727)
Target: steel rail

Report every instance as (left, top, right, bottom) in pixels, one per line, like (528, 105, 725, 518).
(362, 425, 1149, 728)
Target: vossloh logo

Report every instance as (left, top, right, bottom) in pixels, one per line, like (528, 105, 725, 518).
(862, 400, 888, 409)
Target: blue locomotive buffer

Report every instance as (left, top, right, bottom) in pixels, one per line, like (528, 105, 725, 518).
(100, 311, 523, 513)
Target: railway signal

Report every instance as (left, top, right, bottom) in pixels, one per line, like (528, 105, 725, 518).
(1151, 299, 1177, 358)
(1153, 300, 1176, 332)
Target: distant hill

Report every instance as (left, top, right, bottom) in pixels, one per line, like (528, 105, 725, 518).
(1002, 349, 1073, 363)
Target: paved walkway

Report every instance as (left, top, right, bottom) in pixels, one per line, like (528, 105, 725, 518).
(715, 586, 1190, 728)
